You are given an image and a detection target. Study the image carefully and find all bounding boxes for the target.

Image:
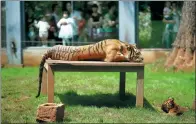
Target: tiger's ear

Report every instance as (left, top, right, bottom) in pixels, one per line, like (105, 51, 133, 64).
(168, 97, 174, 101)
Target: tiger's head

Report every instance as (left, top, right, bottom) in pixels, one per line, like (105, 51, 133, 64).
(161, 97, 175, 113)
(121, 42, 143, 62)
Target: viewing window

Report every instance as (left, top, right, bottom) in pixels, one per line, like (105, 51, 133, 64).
(138, 1, 183, 48)
(24, 1, 119, 47)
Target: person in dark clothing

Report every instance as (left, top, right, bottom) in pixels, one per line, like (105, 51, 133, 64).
(48, 4, 61, 45)
(88, 4, 103, 41)
(88, 4, 103, 28)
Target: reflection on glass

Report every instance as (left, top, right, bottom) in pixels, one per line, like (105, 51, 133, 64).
(138, 1, 182, 48)
(74, 1, 119, 45)
(24, 1, 119, 47)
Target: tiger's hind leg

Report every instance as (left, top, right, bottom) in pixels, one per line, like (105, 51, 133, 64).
(168, 112, 178, 116)
(168, 106, 188, 116)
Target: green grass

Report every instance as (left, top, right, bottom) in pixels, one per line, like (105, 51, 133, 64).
(1, 63, 195, 123)
(139, 20, 166, 48)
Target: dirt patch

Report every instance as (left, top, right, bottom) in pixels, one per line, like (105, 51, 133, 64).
(14, 96, 30, 102)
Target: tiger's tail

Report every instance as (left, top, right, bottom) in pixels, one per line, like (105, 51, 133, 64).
(36, 52, 50, 98)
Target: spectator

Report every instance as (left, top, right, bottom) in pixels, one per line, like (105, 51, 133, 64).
(34, 15, 50, 47)
(88, 4, 103, 40)
(66, 2, 82, 43)
(51, 4, 60, 24)
(87, 1, 103, 14)
(162, 1, 176, 48)
(57, 11, 74, 46)
(102, 2, 118, 38)
(28, 25, 36, 45)
(163, 2, 172, 20)
(25, 8, 36, 46)
(78, 10, 88, 43)
(48, 4, 61, 44)
(88, 4, 102, 29)
(163, 1, 173, 32)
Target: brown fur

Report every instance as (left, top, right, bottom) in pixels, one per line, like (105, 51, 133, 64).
(36, 39, 143, 98)
(161, 97, 188, 116)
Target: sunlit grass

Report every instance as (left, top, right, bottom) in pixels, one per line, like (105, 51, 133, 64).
(1, 63, 195, 123)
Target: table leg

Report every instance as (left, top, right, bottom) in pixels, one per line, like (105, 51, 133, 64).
(119, 72, 126, 100)
(47, 65, 54, 103)
(136, 70, 144, 107)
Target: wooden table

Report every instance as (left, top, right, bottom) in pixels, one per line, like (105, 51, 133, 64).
(41, 60, 144, 107)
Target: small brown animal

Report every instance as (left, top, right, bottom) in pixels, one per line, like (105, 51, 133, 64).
(161, 97, 188, 116)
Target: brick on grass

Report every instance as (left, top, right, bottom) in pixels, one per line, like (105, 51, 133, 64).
(36, 103, 65, 122)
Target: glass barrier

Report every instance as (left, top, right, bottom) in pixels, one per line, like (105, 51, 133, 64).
(3, 1, 183, 48)
(24, 1, 119, 47)
(138, 1, 183, 48)
(1, 1, 6, 48)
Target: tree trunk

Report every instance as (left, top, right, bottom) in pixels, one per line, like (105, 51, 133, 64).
(165, 1, 196, 71)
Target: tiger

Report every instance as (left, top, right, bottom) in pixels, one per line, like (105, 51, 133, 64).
(36, 39, 144, 98)
(161, 97, 188, 116)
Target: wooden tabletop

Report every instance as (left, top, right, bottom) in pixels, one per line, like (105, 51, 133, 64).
(46, 60, 144, 67)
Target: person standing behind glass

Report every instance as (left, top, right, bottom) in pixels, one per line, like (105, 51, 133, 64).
(171, 2, 181, 41)
(102, 2, 118, 39)
(78, 10, 88, 43)
(162, 1, 175, 48)
(48, 4, 60, 45)
(163, 1, 175, 34)
(88, 4, 103, 39)
(57, 11, 74, 46)
(66, 2, 82, 44)
(34, 15, 50, 47)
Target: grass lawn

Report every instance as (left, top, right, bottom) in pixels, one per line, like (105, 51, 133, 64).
(1, 63, 195, 123)
(139, 20, 168, 48)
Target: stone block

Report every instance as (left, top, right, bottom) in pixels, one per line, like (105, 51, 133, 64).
(36, 103, 65, 122)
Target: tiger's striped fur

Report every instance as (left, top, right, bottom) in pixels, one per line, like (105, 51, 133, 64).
(161, 97, 188, 116)
(36, 39, 143, 98)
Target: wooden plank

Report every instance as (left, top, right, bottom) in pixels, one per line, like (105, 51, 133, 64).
(46, 60, 144, 67)
(50, 64, 143, 72)
(47, 64, 55, 103)
(119, 72, 126, 100)
(136, 69, 144, 107)
(41, 67, 47, 95)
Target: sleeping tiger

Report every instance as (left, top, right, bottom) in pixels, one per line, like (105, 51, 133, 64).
(161, 97, 188, 116)
(36, 39, 143, 98)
